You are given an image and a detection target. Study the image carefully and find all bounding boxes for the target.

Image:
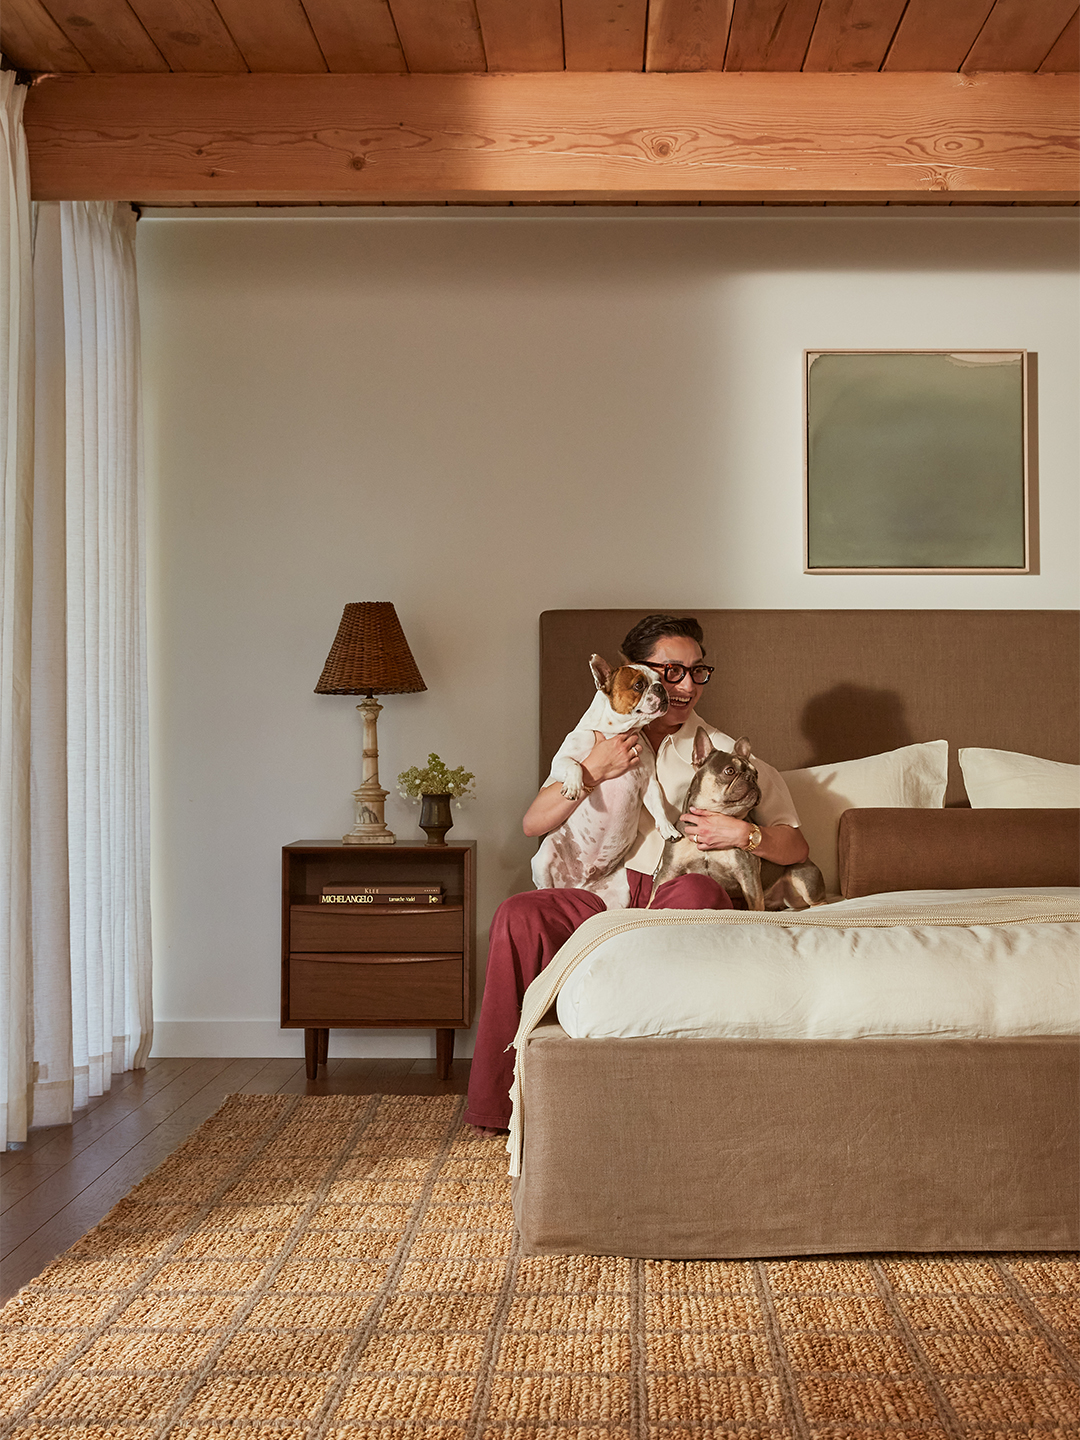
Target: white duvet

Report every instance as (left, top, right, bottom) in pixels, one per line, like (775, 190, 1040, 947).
(554, 887, 1080, 1042)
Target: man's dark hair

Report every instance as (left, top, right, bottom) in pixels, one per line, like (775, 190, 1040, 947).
(621, 613, 706, 663)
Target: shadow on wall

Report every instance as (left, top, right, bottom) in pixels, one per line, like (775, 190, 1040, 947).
(800, 684, 914, 766)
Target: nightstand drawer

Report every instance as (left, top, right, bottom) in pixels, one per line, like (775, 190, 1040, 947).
(289, 953, 464, 1023)
(290, 904, 464, 953)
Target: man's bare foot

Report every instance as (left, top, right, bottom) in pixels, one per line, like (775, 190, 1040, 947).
(468, 1124, 509, 1139)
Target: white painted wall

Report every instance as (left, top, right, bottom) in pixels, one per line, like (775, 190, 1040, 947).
(137, 208, 1079, 1059)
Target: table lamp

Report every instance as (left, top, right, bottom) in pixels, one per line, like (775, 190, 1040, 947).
(315, 602, 426, 844)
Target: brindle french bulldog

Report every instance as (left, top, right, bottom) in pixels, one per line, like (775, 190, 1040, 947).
(652, 730, 826, 911)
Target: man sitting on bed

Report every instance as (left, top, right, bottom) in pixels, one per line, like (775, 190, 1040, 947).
(464, 613, 807, 1136)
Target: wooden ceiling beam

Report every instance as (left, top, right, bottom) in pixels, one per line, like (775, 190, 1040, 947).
(22, 70, 1078, 204)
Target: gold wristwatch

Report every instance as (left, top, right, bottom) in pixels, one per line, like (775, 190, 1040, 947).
(744, 824, 762, 852)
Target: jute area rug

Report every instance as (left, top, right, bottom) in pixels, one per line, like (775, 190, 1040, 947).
(1, 1094, 1077, 1440)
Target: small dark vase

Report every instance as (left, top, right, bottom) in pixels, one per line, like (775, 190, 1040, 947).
(418, 793, 454, 846)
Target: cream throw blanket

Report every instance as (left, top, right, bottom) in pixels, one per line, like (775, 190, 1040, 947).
(506, 893, 1080, 1176)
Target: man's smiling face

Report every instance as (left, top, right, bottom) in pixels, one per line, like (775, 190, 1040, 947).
(642, 634, 708, 730)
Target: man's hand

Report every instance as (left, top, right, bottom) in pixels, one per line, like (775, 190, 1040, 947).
(680, 812, 810, 865)
(680, 809, 752, 851)
(582, 732, 643, 786)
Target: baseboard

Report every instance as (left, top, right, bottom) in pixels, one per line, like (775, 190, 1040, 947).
(149, 1020, 476, 1059)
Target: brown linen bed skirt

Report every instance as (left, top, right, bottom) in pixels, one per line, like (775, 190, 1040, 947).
(512, 1023, 1080, 1258)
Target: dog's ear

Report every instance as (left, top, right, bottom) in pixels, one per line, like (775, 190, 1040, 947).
(589, 654, 613, 692)
(692, 727, 715, 768)
(733, 736, 753, 761)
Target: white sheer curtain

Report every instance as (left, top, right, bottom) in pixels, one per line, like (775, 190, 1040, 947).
(0, 71, 35, 1148)
(57, 200, 152, 1109)
(28, 203, 72, 1128)
(0, 137, 152, 1142)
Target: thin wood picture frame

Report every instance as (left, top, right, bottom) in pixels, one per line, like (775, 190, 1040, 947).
(804, 349, 1030, 575)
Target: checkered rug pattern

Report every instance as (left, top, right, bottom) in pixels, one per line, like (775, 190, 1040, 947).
(1, 1092, 1077, 1439)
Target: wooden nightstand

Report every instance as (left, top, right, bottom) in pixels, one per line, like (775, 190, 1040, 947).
(282, 840, 476, 1080)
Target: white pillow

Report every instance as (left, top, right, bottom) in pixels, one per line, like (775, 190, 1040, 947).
(781, 740, 949, 897)
(959, 747, 1080, 809)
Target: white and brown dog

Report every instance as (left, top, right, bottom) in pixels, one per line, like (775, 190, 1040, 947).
(531, 655, 682, 909)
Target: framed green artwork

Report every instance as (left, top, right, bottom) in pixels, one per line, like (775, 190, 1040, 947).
(804, 350, 1030, 574)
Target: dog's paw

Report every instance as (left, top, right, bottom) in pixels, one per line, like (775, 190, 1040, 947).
(558, 761, 585, 801)
(659, 820, 683, 841)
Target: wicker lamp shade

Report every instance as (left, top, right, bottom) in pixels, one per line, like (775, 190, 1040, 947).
(315, 603, 426, 696)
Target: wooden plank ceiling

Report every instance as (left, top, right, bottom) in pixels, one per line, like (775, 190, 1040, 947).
(3, 0, 1077, 205)
(3, 0, 1077, 77)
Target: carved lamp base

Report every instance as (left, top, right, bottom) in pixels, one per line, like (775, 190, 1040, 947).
(342, 782, 395, 844)
(342, 697, 396, 844)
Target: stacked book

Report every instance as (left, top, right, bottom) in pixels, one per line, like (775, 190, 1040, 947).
(319, 884, 445, 910)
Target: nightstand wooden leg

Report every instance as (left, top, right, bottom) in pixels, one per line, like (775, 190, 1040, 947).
(317, 1028, 329, 1066)
(304, 1028, 319, 1080)
(436, 1028, 454, 1081)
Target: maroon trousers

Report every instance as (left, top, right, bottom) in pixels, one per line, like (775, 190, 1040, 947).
(463, 871, 732, 1130)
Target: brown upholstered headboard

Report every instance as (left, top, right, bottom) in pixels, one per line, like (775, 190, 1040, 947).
(539, 610, 1079, 808)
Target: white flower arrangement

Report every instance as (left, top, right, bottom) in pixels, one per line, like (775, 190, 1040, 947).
(397, 753, 476, 807)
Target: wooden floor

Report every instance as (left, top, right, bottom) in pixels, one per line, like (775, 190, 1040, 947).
(0, 1054, 471, 1304)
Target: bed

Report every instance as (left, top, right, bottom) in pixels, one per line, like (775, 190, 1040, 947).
(510, 609, 1080, 1258)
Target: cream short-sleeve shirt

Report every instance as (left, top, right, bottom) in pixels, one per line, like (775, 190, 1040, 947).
(624, 710, 801, 876)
